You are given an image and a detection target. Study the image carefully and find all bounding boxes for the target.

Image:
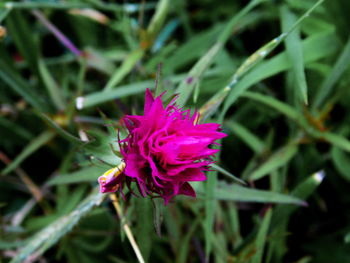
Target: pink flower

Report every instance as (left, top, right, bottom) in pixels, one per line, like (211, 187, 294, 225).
(99, 89, 227, 204)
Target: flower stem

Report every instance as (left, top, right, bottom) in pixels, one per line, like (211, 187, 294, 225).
(109, 193, 146, 263)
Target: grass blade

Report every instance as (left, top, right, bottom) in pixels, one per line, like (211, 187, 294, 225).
(38, 113, 84, 145)
(248, 143, 298, 181)
(250, 208, 272, 263)
(211, 183, 306, 205)
(280, 5, 308, 104)
(0, 60, 47, 111)
(225, 121, 265, 154)
(241, 91, 300, 121)
(10, 189, 105, 263)
(1, 130, 55, 175)
(47, 166, 108, 185)
(38, 59, 66, 111)
(211, 163, 246, 185)
(204, 170, 217, 260)
(175, 0, 265, 106)
(221, 0, 326, 115)
(103, 49, 144, 91)
(313, 34, 350, 110)
(79, 80, 154, 109)
(331, 144, 350, 181)
(321, 132, 350, 153)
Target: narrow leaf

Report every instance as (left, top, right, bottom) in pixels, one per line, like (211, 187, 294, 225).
(104, 49, 144, 91)
(47, 166, 108, 185)
(251, 208, 272, 263)
(38, 113, 84, 145)
(10, 189, 105, 263)
(211, 163, 246, 185)
(280, 5, 308, 104)
(211, 183, 306, 205)
(225, 121, 265, 154)
(248, 143, 298, 181)
(313, 34, 350, 110)
(1, 130, 55, 175)
(38, 59, 66, 110)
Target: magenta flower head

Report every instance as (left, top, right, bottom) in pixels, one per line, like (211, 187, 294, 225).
(99, 89, 227, 204)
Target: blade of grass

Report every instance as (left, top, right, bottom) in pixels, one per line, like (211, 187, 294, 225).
(177, 218, 200, 263)
(331, 146, 350, 181)
(313, 34, 350, 110)
(103, 49, 144, 91)
(104, 0, 169, 91)
(38, 59, 66, 111)
(220, 0, 326, 116)
(146, 0, 170, 41)
(10, 188, 105, 263)
(204, 170, 218, 261)
(241, 91, 300, 121)
(250, 208, 272, 263)
(280, 5, 308, 105)
(248, 143, 298, 181)
(47, 166, 108, 185)
(199, 87, 231, 122)
(210, 183, 306, 205)
(225, 121, 265, 154)
(79, 80, 154, 109)
(81, 72, 199, 109)
(211, 163, 246, 185)
(0, 116, 33, 140)
(320, 132, 350, 153)
(6, 10, 39, 71)
(175, 0, 265, 106)
(1, 2, 154, 12)
(38, 113, 84, 145)
(272, 170, 325, 224)
(0, 60, 47, 111)
(1, 130, 55, 175)
(0, 7, 11, 22)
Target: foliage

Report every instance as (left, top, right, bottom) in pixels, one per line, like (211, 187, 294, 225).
(1, 0, 350, 262)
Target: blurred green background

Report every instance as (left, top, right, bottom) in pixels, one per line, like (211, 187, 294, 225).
(1, 0, 350, 262)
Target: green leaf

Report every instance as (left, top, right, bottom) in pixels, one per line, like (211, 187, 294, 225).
(146, 0, 170, 39)
(175, 0, 265, 106)
(280, 5, 308, 104)
(104, 49, 144, 91)
(6, 10, 39, 72)
(78, 80, 154, 109)
(199, 86, 231, 122)
(210, 183, 306, 205)
(0, 116, 33, 140)
(0, 60, 47, 111)
(10, 189, 105, 263)
(272, 170, 325, 225)
(0, 2, 149, 12)
(241, 91, 300, 121)
(0, 7, 11, 22)
(177, 218, 200, 263)
(250, 208, 272, 263)
(331, 146, 350, 181)
(47, 166, 108, 185)
(211, 163, 246, 185)
(38, 59, 66, 110)
(38, 113, 84, 145)
(248, 143, 298, 181)
(321, 132, 350, 153)
(1, 130, 55, 175)
(344, 232, 350, 243)
(225, 120, 265, 154)
(313, 34, 350, 110)
(222, 30, 336, 115)
(204, 170, 218, 259)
